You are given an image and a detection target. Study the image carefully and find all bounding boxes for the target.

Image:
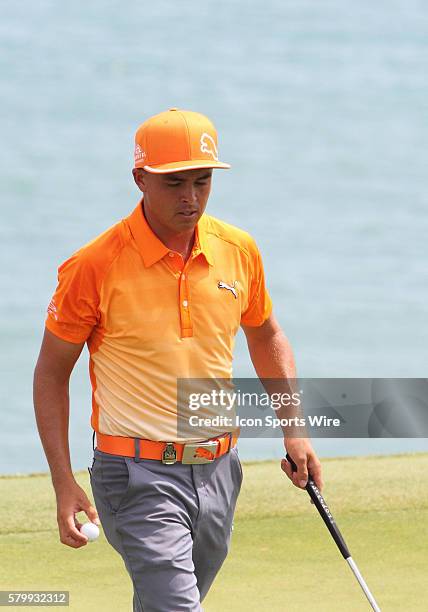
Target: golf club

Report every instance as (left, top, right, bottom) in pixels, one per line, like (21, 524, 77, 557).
(286, 453, 381, 611)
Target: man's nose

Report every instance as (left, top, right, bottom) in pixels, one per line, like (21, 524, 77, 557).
(180, 184, 197, 203)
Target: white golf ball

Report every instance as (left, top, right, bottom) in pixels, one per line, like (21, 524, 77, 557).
(80, 522, 100, 542)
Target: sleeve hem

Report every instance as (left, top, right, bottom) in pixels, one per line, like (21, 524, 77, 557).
(240, 301, 273, 328)
(45, 317, 89, 344)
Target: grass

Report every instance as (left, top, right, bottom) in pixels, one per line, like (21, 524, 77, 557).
(1, 453, 427, 611)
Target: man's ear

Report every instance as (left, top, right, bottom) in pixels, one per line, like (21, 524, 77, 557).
(132, 168, 146, 192)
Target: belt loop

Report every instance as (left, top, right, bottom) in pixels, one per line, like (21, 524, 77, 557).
(92, 431, 96, 452)
(134, 438, 141, 463)
(227, 432, 233, 452)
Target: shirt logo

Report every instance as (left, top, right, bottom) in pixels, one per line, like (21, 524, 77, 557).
(218, 280, 238, 299)
(200, 132, 218, 161)
(47, 298, 58, 321)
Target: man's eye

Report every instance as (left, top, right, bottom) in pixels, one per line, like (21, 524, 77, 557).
(195, 181, 208, 186)
(166, 182, 181, 187)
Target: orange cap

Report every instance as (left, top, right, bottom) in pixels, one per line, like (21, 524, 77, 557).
(134, 108, 231, 173)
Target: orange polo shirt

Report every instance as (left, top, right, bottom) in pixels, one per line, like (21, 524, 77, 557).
(45, 200, 272, 442)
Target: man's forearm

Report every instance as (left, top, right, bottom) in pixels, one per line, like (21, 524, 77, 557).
(33, 368, 76, 493)
(246, 327, 296, 379)
(244, 315, 323, 489)
(246, 329, 306, 437)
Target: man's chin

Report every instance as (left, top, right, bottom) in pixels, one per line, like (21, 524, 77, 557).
(174, 212, 200, 228)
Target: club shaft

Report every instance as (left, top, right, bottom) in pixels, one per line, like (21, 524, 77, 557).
(346, 557, 381, 611)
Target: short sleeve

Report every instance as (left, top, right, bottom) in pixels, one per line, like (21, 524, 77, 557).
(45, 252, 100, 343)
(240, 239, 273, 327)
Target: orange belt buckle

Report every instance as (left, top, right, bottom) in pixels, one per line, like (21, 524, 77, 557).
(181, 440, 219, 464)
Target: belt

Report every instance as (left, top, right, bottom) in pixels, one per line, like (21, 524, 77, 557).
(95, 431, 238, 465)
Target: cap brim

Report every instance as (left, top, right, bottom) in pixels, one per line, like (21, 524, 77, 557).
(136, 159, 231, 173)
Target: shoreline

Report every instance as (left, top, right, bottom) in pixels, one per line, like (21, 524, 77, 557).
(1, 450, 427, 479)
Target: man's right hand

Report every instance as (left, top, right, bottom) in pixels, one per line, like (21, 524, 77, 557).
(34, 329, 100, 548)
(56, 480, 100, 548)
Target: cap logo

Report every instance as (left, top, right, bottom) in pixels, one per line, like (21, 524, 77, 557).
(135, 143, 146, 163)
(200, 132, 218, 161)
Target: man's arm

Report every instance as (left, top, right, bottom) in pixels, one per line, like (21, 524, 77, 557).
(242, 312, 323, 491)
(33, 328, 100, 548)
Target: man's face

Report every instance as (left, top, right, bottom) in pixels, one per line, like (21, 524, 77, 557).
(133, 168, 213, 235)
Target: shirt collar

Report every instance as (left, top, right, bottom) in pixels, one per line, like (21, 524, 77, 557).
(126, 199, 213, 267)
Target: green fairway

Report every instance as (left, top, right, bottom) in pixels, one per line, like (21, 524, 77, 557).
(1, 453, 427, 611)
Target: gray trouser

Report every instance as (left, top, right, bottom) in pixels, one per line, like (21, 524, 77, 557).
(89, 444, 243, 612)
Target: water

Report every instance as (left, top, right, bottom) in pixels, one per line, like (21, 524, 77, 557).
(1, 1, 427, 474)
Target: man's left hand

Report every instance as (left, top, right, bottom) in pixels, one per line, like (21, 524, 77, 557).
(281, 438, 323, 492)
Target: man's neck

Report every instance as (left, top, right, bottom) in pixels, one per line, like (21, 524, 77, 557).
(166, 232, 195, 263)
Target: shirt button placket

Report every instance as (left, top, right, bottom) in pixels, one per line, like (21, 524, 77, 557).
(179, 268, 192, 337)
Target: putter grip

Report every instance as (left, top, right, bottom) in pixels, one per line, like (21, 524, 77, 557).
(285, 453, 350, 559)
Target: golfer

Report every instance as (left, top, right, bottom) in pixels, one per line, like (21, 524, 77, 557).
(34, 108, 323, 611)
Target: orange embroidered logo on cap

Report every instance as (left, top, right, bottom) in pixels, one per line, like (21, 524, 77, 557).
(133, 108, 231, 174)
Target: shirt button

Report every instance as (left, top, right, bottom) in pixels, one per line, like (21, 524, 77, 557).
(182, 300, 188, 308)
(168, 252, 174, 258)
(181, 274, 186, 280)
